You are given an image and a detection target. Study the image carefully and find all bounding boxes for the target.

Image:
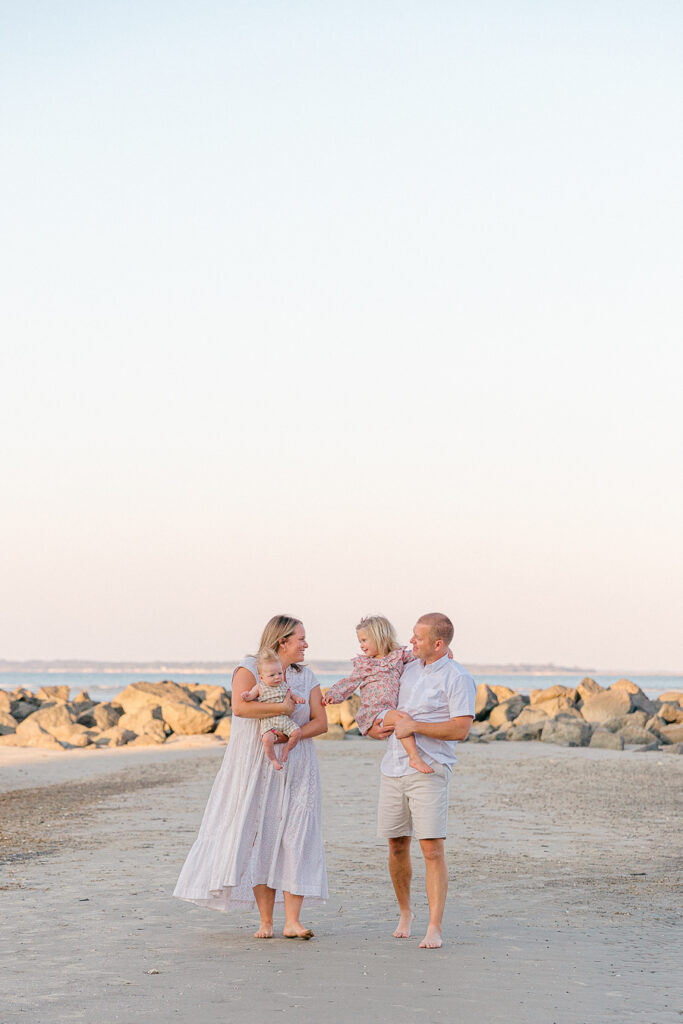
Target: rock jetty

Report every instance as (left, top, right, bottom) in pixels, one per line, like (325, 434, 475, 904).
(469, 680, 683, 752)
(0, 682, 232, 750)
(1, 680, 681, 753)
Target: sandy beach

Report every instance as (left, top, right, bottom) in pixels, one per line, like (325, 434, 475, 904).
(1, 738, 681, 1024)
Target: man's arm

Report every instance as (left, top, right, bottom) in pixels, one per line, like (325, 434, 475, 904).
(393, 715, 473, 742)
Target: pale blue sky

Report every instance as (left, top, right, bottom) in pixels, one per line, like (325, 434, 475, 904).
(1, 2, 682, 668)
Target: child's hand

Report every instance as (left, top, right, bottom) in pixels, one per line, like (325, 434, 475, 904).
(292, 694, 306, 705)
(241, 690, 254, 701)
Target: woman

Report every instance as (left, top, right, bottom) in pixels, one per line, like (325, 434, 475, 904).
(173, 615, 328, 939)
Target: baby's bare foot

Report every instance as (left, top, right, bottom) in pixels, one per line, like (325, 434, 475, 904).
(393, 910, 414, 938)
(254, 923, 273, 938)
(409, 755, 434, 774)
(283, 924, 314, 939)
(419, 925, 442, 949)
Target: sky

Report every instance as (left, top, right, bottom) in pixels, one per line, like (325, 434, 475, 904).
(1, 1, 682, 670)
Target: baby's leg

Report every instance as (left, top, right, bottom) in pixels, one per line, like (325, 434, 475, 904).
(281, 726, 301, 765)
(262, 730, 283, 771)
(383, 709, 434, 775)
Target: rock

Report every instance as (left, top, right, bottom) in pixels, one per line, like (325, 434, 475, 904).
(161, 701, 214, 735)
(633, 741, 661, 752)
(609, 679, 656, 716)
(22, 703, 78, 735)
(15, 722, 65, 749)
(489, 685, 518, 702)
(213, 717, 232, 740)
(658, 690, 683, 705)
(324, 697, 360, 731)
(489, 695, 528, 729)
(0, 691, 12, 713)
(658, 702, 683, 724)
(600, 712, 648, 733)
(118, 709, 167, 743)
(508, 721, 545, 741)
(200, 695, 231, 718)
(481, 726, 511, 741)
(73, 690, 92, 703)
(539, 696, 582, 719)
(662, 742, 683, 755)
(589, 729, 624, 750)
(659, 723, 683, 745)
(94, 726, 137, 747)
(577, 677, 604, 701)
(475, 684, 498, 720)
(315, 724, 346, 740)
(77, 702, 123, 730)
(0, 734, 23, 746)
(184, 684, 231, 716)
(469, 720, 494, 737)
(127, 728, 166, 746)
(51, 724, 94, 747)
(513, 706, 549, 727)
(10, 698, 41, 721)
(530, 684, 577, 705)
(0, 711, 17, 734)
(541, 719, 591, 747)
(113, 681, 199, 715)
(645, 716, 671, 741)
(36, 685, 70, 702)
(617, 724, 654, 745)
(580, 690, 633, 724)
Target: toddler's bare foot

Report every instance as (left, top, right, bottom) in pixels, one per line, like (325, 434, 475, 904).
(393, 910, 414, 938)
(254, 923, 273, 938)
(409, 755, 434, 774)
(419, 925, 442, 948)
(283, 924, 314, 939)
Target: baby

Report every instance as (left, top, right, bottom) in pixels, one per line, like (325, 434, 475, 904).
(323, 615, 434, 774)
(241, 649, 306, 770)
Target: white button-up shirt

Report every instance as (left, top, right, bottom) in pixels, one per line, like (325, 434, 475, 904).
(380, 655, 476, 777)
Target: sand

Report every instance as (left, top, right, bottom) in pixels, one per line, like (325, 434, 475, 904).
(1, 737, 681, 1024)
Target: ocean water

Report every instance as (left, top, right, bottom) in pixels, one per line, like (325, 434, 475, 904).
(1, 670, 681, 704)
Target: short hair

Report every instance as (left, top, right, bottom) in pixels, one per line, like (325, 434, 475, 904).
(355, 615, 401, 657)
(256, 648, 281, 674)
(417, 612, 454, 648)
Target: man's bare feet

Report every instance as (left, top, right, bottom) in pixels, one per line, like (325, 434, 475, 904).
(393, 910, 415, 938)
(409, 755, 434, 775)
(419, 925, 442, 948)
(254, 923, 274, 938)
(283, 924, 314, 940)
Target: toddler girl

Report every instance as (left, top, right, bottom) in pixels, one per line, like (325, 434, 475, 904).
(241, 649, 306, 771)
(322, 615, 434, 774)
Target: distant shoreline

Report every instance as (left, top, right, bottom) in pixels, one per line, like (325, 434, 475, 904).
(0, 660, 680, 677)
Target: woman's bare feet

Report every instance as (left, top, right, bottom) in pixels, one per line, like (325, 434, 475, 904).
(283, 923, 314, 939)
(254, 922, 274, 938)
(409, 755, 434, 775)
(393, 910, 415, 938)
(419, 925, 442, 949)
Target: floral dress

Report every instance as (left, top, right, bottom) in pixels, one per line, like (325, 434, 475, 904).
(324, 648, 415, 734)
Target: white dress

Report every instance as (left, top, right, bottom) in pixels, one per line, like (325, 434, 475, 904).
(173, 658, 328, 912)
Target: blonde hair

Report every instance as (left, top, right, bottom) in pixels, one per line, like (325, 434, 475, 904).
(257, 614, 303, 673)
(256, 648, 281, 675)
(356, 615, 401, 657)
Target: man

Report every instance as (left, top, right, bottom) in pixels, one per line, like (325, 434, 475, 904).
(369, 612, 475, 949)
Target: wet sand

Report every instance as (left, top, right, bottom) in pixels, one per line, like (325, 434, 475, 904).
(1, 738, 681, 1023)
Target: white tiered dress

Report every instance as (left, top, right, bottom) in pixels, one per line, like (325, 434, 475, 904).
(173, 658, 328, 912)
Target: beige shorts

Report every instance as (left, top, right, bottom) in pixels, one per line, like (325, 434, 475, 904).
(377, 763, 451, 840)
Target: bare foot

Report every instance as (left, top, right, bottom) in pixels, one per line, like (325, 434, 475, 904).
(419, 925, 442, 948)
(254, 923, 273, 938)
(393, 910, 415, 938)
(409, 755, 434, 774)
(283, 924, 314, 940)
